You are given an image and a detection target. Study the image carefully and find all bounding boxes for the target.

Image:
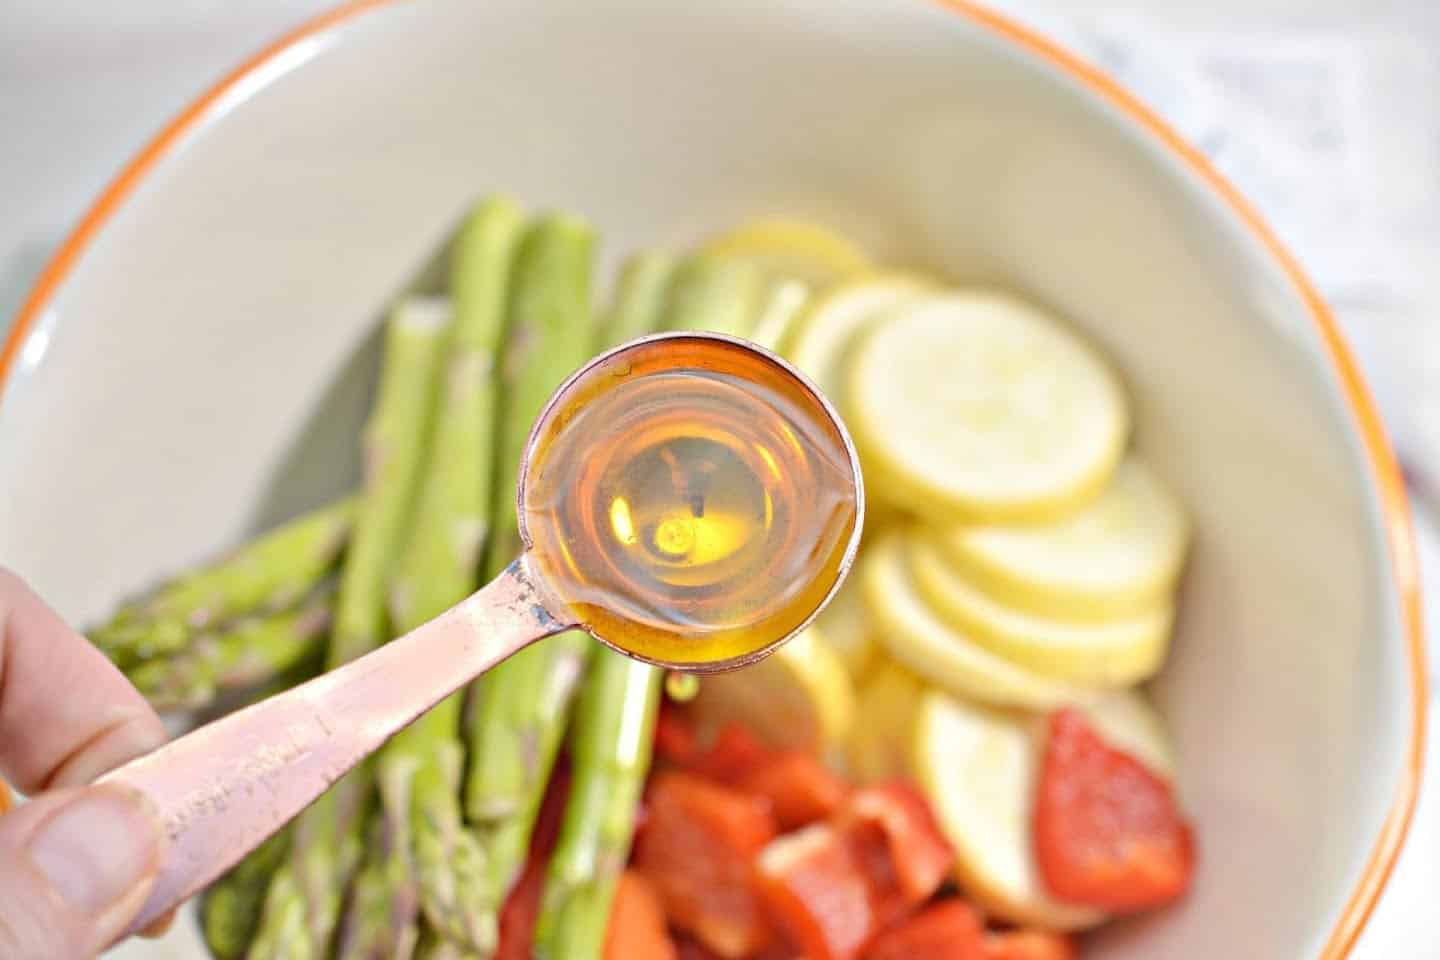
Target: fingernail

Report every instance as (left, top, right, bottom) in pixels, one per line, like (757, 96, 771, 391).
(140, 907, 178, 939)
(27, 787, 161, 912)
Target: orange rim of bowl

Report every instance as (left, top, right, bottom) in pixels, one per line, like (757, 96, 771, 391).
(0, 1, 1425, 955)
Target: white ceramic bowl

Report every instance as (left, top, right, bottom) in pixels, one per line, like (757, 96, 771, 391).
(0, 2, 1426, 957)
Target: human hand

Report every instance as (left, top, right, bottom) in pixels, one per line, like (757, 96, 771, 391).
(0, 567, 170, 958)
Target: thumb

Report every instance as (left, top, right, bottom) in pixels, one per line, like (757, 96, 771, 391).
(0, 784, 164, 959)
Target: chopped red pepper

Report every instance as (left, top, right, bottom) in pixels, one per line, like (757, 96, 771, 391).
(663, 710, 847, 829)
(862, 901, 985, 960)
(676, 938, 797, 960)
(844, 821, 908, 930)
(741, 752, 851, 830)
(691, 722, 776, 784)
(657, 710, 778, 786)
(755, 947, 803, 960)
(754, 823, 876, 960)
(840, 782, 954, 909)
(495, 764, 571, 960)
(605, 870, 678, 960)
(752, 778, 956, 956)
(636, 772, 778, 957)
(981, 930, 1078, 960)
(1034, 709, 1194, 912)
(656, 702, 700, 765)
(495, 852, 545, 960)
(675, 939, 721, 960)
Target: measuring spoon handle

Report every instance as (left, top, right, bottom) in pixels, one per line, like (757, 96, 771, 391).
(100, 556, 569, 937)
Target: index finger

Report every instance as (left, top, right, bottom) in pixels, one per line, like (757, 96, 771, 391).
(0, 568, 166, 793)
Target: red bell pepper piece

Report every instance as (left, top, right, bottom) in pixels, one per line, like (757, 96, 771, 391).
(692, 722, 775, 784)
(605, 870, 679, 960)
(675, 938, 723, 960)
(636, 771, 778, 957)
(741, 752, 851, 830)
(657, 709, 777, 785)
(676, 938, 798, 960)
(839, 782, 954, 916)
(863, 900, 985, 960)
(981, 931, 1078, 960)
(495, 853, 545, 960)
(1034, 709, 1195, 912)
(496, 764, 571, 960)
(754, 823, 876, 960)
(755, 779, 956, 955)
(656, 702, 700, 766)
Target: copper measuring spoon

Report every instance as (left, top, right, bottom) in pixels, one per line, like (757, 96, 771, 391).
(98, 331, 865, 936)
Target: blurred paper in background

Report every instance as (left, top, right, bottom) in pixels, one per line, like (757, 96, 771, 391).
(991, 5, 1440, 506)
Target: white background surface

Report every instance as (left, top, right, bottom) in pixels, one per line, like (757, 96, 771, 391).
(0, 1, 1434, 956)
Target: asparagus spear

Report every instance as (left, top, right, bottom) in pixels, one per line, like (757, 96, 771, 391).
(415, 929, 483, 960)
(125, 586, 331, 712)
(748, 278, 811, 352)
(248, 297, 449, 960)
(89, 496, 355, 666)
(201, 802, 292, 960)
(661, 254, 765, 337)
(481, 212, 599, 569)
(340, 196, 526, 959)
(531, 656, 661, 959)
(465, 213, 598, 929)
(597, 251, 676, 347)
(245, 866, 311, 957)
(336, 805, 422, 960)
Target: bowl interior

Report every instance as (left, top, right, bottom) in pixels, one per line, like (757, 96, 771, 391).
(0, 2, 1412, 957)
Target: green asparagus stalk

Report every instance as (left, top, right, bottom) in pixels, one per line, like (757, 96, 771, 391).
(597, 251, 676, 347)
(465, 213, 598, 930)
(201, 827, 291, 960)
(481, 212, 600, 569)
(661, 254, 765, 337)
(245, 865, 311, 957)
(248, 296, 449, 960)
(89, 497, 355, 666)
(336, 805, 422, 960)
(415, 929, 483, 960)
(125, 587, 331, 712)
(749, 278, 811, 352)
(340, 196, 526, 959)
(531, 656, 661, 959)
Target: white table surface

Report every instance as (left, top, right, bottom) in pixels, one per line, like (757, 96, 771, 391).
(1, 1, 1434, 956)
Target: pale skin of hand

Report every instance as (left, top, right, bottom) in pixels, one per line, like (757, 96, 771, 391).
(0, 567, 177, 959)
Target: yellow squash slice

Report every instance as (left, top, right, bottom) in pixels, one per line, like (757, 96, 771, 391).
(812, 577, 877, 679)
(689, 627, 855, 754)
(862, 534, 1089, 711)
(847, 292, 1128, 523)
(703, 217, 871, 290)
(1079, 687, 1176, 781)
(785, 274, 935, 403)
(847, 658, 925, 782)
(939, 457, 1188, 621)
(909, 537, 1171, 687)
